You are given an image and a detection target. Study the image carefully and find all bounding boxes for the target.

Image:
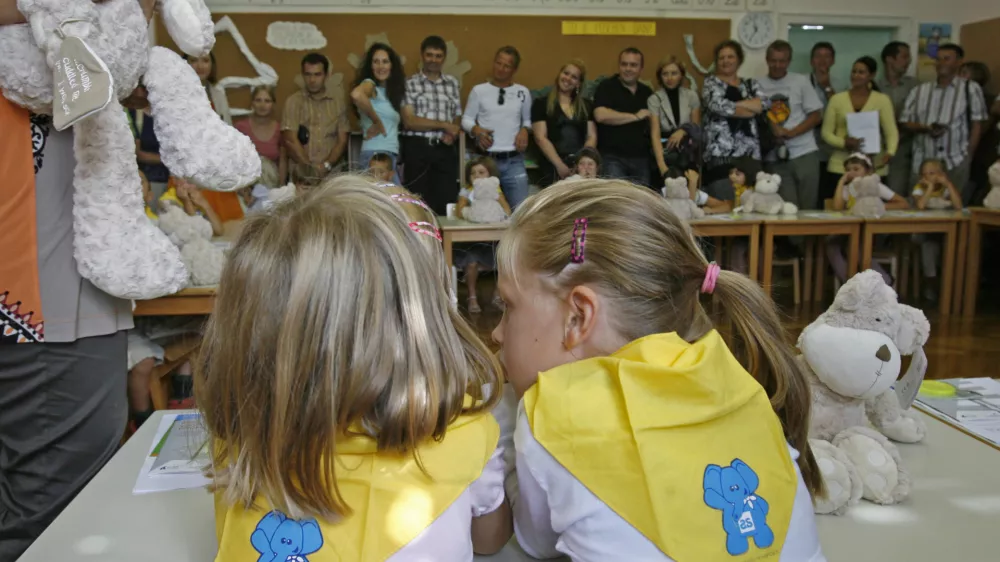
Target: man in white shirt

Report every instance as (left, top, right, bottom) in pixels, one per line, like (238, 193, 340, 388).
(463, 46, 532, 209)
(756, 40, 824, 209)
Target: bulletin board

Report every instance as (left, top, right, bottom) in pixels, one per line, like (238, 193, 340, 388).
(961, 16, 1000, 95)
(155, 13, 730, 118)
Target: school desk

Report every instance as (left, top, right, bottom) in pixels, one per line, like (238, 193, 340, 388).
(963, 207, 1000, 316)
(17, 408, 1000, 562)
(761, 213, 864, 301)
(439, 216, 508, 270)
(133, 286, 217, 317)
(689, 215, 763, 282)
(861, 210, 967, 317)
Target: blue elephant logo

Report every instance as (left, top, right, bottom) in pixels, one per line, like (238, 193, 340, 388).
(703, 459, 775, 556)
(250, 511, 324, 562)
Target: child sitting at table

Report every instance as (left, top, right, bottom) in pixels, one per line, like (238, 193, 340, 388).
(161, 176, 225, 236)
(911, 158, 963, 301)
(564, 147, 602, 181)
(454, 157, 511, 313)
(827, 153, 909, 285)
(199, 176, 512, 560)
(367, 152, 397, 184)
(494, 178, 823, 561)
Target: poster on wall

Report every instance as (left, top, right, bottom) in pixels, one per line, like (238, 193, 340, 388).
(917, 23, 951, 81)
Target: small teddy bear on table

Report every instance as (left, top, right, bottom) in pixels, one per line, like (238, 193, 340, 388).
(984, 160, 1000, 209)
(156, 205, 226, 287)
(462, 177, 509, 224)
(798, 270, 930, 515)
(849, 175, 887, 218)
(737, 172, 797, 215)
(661, 176, 704, 220)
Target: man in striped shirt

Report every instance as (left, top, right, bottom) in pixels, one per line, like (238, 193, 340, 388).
(901, 43, 988, 204)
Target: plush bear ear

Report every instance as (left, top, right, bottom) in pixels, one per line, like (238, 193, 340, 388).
(895, 304, 930, 354)
(732, 459, 759, 491)
(756, 171, 768, 183)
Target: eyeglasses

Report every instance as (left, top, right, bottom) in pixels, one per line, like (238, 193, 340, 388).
(498, 88, 506, 106)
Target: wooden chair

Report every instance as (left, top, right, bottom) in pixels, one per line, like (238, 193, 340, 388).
(148, 336, 200, 411)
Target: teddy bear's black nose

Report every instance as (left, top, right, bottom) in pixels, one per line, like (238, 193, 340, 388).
(876, 345, 892, 362)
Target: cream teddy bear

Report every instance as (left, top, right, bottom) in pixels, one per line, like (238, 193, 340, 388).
(983, 160, 1000, 209)
(0, 0, 260, 300)
(798, 270, 930, 515)
(848, 174, 886, 218)
(156, 204, 225, 287)
(737, 172, 797, 215)
(660, 176, 704, 220)
(461, 177, 508, 224)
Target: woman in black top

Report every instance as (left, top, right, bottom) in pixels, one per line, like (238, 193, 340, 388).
(531, 59, 597, 186)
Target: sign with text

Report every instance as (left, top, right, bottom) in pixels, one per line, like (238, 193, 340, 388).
(52, 36, 113, 131)
(561, 20, 656, 36)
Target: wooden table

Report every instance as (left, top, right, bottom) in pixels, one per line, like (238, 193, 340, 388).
(133, 286, 217, 317)
(761, 213, 863, 299)
(439, 217, 507, 269)
(862, 211, 966, 317)
(963, 207, 1000, 316)
(689, 215, 762, 281)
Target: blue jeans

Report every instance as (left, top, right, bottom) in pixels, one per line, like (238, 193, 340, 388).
(357, 150, 400, 184)
(603, 154, 651, 188)
(494, 153, 530, 209)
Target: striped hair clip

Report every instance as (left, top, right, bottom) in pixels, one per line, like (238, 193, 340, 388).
(570, 218, 588, 264)
(409, 221, 442, 242)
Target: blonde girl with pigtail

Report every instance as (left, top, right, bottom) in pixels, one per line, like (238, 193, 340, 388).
(198, 176, 513, 561)
(493, 179, 824, 561)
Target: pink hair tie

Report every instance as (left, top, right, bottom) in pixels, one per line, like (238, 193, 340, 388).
(701, 262, 721, 294)
(570, 218, 588, 264)
(408, 221, 442, 241)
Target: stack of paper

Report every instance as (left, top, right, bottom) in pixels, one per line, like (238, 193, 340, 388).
(133, 413, 212, 495)
(914, 378, 1000, 447)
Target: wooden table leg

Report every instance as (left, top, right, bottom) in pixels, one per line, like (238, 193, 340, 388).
(814, 237, 825, 302)
(443, 232, 454, 270)
(748, 225, 760, 282)
(762, 226, 775, 295)
(848, 224, 861, 278)
(804, 238, 814, 302)
(940, 223, 957, 317)
(964, 217, 983, 316)
(952, 221, 968, 315)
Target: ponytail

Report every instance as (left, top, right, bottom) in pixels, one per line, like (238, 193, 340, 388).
(710, 269, 824, 498)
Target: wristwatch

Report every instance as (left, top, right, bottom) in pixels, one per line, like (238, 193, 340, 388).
(323, 161, 332, 172)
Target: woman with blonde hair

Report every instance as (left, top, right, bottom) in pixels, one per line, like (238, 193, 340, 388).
(649, 57, 702, 179)
(234, 85, 287, 188)
(494, 179, 823, 560)
(200, 177, 512, 560)
(531, 59, 597, 186)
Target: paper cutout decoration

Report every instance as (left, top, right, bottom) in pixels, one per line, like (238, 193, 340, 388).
(347, 33, 407, 69)
(266, 21, 327, 51)
(213, 16, 278, 117)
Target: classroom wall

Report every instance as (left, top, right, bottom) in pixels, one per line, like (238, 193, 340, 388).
(960, 16, 1000, 94)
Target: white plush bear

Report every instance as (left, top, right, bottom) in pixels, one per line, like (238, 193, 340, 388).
(156, 205, 226, 287)
(0, 0, 261, 300)
(737, 172, 797, 215)
(462, 177, 508, 224)
(799, 270, 930, 515)
(984, 160, 1000, 209)
(660, 176, 704, 220)
(849, 174, 887, 219)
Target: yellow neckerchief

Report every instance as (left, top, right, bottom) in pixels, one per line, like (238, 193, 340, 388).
(523, 331, 796, 561)
(734, 184, 749, 207)
(214, 405, 499, 562)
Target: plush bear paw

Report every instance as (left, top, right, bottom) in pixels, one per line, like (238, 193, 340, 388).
(879, 409, 927, 444)
(810, 439, 862, 515)
(834, 427, 901, 505)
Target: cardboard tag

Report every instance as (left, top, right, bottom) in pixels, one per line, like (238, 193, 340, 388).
(894, 347, 928, 409)
(53, 35, 114, 131)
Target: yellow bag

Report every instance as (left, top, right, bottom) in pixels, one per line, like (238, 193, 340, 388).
(523, 331, 796, 561)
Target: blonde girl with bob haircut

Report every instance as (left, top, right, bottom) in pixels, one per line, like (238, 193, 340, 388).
(494, 179, 824, 561)
(198, 176, 512, 561)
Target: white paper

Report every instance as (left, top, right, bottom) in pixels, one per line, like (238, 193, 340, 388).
(133, 413, 211, 495)
(894, 347, 927, 409)
(958, 410, 1000, 422)
(958, 379, 1000, 396)
(846, 111, 881, 154)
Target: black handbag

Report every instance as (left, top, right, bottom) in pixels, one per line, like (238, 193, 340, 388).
(746, 80, 778, 158)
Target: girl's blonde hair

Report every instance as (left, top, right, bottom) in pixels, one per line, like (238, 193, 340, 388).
(497, 179, 823, 496)
(196, 175, 501, 520)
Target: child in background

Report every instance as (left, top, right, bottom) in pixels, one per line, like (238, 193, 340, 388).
(493, 179, 823, 561)
(566, 147, 602, 180)
(367, 152, 396, 184)
(455, 157, 512, 313)
(162, 176, 225, 236)
(912, 159, 963, 302)
(200, 176, 512, 560)
(828, 153, 909, 284)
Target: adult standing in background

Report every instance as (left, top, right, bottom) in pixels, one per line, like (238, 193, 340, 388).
(756, 40, 824, 209)
(351, 42, 405, 184)
(593, 47, 654, 186)
(463, 46, 532, 208)
(810, 42, 840, 201)
(648, 57, 702, 179)
(400, 35, 463, 215)
(531, 59, 597, 186)
(234, 85, 287, 188)
(128, 86, 169, 199)
(959, 61, 999, 200)
(186, 52, 231, 125)
(901, 44, 987, 203)
(282, 53, 349, 186)
(822, 57, 899, 183)
(877, 41, 920, 196)
(701, 40, 765, 200)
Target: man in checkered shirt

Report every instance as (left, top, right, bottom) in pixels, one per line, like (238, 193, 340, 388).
(401, 35, 464, 215)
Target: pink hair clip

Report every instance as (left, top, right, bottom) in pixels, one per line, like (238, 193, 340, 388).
(570, 218, 588, 264)
(390, 193, 434, 214)
(409, 221, 442, 241)
(701, 262, 721, 295)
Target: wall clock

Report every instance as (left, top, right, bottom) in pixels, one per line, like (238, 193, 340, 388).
(738, 12, 775, 50)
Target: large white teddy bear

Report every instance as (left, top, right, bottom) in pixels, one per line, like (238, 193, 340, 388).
(737, 172, 797, 215)
(798, 270, 930, 515)
(0, 0, 261, 300)
(984, 160, 1000, 209)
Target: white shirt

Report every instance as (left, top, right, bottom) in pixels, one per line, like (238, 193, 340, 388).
(512, 401, 825, 562)
(842, 180, 897, 202)
(462, 82, 532, 153)
(901, 77, 988, 171)
(755, 72, 824, 160)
